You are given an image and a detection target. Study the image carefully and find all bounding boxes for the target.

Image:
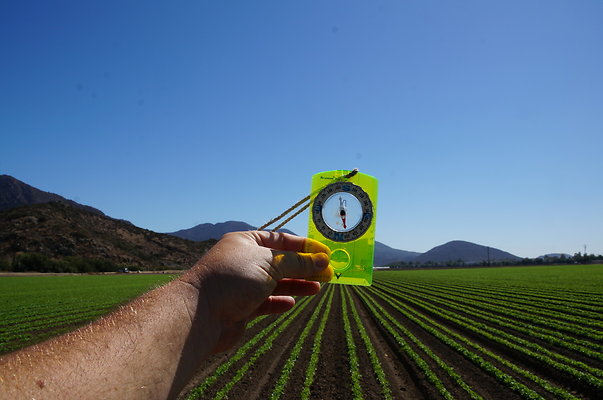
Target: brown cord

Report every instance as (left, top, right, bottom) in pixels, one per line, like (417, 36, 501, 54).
(270, 202, 310, 232)
(257, 195, 310, 231)
(258, 169, 359, 232)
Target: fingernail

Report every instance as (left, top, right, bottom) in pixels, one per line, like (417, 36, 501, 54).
(307, 265, 334, 282)
(310, 253, 330, 270)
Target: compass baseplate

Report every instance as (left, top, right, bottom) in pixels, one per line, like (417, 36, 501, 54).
(307, 170, 378, 286)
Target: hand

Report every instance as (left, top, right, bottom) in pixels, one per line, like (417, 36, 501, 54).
(180, 231, 333, 353)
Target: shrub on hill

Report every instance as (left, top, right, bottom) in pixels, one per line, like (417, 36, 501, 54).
(5, 253, 123, 273)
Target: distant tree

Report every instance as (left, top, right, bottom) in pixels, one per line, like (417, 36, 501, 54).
(13, 253, 50, 272)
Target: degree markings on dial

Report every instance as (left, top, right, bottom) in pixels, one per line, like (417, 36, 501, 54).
(312, 182, 373, 242)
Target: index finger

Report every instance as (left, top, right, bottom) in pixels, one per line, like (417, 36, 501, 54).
(252, 231, 331, 255)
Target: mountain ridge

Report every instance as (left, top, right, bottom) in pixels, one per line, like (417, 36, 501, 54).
(414, 240, 521, 264)
(374, 241, 422, 266)
(0, 175, 104, 216)
(168, 221, 295, 242)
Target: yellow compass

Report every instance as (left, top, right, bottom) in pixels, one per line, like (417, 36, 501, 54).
(308, 170, 378, 286)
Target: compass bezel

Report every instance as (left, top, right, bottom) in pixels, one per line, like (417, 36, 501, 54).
(311, 181, 373, 242)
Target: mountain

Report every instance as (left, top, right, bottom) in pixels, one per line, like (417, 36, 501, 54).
(0, 175, 104, 216)
(414, 240, 521, 264)
(168, 221, 296, 241)
(374, 241, 422, 267)
(0, 202, 214, 270)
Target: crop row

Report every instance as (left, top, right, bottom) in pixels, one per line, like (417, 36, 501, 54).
(377, 280, 603, 357)
(270, 287, 334, 400)
(299, 286, 334, 400)
(342, 286, 392, 400)
(411, 280, 603, 311)
(436, 278, 602, 310)
(366, 273, 603, 399)
(383, 279, 603, 339)
(362, 284, 580, 399)
(394, 279, 603, 323)
(0, 299, 120, 327)
(355, 286, 475, 399)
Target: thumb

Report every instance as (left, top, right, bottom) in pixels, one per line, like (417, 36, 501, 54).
(270, 251, 333, 282)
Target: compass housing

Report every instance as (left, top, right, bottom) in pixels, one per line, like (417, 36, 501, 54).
(312, 182, 373, 242)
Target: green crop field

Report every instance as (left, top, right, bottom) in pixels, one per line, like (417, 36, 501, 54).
(380, 264, 603, 292)
(1, 265, 602, 399)
(0, 274, 175, 354)
(187, 264, 603, 400)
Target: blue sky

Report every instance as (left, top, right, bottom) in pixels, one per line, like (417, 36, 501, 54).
(1, 1, 602, 258)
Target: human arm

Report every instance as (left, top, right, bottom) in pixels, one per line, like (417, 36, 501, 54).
(0, 231, 333, 399)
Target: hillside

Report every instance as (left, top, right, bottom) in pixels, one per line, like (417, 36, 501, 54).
(0, 203, 214, 271)
(0, 174, 104, 216)
(414, 240, 521, 264)
(374, 241, 422, 266)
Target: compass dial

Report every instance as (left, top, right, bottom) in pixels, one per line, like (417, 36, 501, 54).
(322, 192, 361, 232)
(312, 182, 373, 242)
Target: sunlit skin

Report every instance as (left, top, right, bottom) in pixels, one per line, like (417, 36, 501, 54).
(0, 231, 332, 400)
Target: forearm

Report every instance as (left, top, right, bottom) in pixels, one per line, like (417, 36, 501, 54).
(0, 278, 218, 400)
